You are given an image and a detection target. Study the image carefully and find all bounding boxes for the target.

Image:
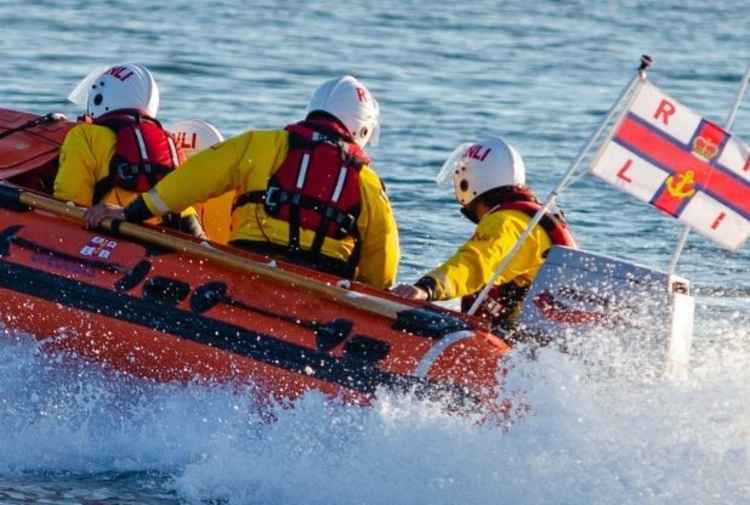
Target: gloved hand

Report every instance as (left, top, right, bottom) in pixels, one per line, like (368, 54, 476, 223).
(84, 203, 125, 229)
(162, 212, 208, 239)
(390, 284, 429, 301)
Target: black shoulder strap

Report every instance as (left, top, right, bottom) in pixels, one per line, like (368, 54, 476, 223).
(287, 191, 302, 253)
(309, 164, 354, 256)
(344, 226, 362, 279)
(232, 190, 266, 211)
(92, 175, 115, 205)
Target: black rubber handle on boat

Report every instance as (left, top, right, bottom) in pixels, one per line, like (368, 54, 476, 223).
(0, 112, 66, 141)
(190, 281, 354, 351)
(392, 308, 470, 339)
(0, 225, 22, 256)
(0, 183, 27, 211)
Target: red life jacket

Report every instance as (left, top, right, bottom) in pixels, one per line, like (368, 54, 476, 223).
(461, 198, 577, 324)
(233, 117, 370, 277)
(90, 110, 184, 204)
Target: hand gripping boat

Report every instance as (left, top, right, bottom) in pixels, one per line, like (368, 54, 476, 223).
(0, 108, 694, 416)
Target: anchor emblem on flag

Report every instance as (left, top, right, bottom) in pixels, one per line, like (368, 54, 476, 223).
(589, 79, 750, 250)
(665, 170, 697, 199)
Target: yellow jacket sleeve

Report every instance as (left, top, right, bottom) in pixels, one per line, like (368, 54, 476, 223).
(142, 130, 277, 216)
(54, 124, 116, 206)
(143, 132, 253, 216)
(426, 209, 551, 300)
(355, 167, 400, 289)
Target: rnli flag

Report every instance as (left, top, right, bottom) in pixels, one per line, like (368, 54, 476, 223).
(590, 80, 750, 251)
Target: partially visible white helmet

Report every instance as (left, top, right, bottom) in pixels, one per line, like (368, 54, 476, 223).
(68, 63, 160, 119)
(305, 75, 380, 147)
(437, 136, 526, 206)
(167, 119, 224, 158)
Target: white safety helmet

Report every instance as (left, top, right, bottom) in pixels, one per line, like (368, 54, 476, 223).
(68, 63, 160, 119)
(436, 136, 526, 206)
(305, 75, 380, 147)
(167, 119, 224, 158)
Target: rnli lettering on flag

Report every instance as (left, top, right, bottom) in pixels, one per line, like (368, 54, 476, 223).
(590, 81, 750, 251)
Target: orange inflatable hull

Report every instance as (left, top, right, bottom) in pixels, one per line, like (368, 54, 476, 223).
(0, 108, 511, 413)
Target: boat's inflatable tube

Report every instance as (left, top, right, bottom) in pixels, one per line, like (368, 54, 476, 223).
(0, 108, 511, 413)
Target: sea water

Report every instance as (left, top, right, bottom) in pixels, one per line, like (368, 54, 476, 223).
(1, 0, 748, 503)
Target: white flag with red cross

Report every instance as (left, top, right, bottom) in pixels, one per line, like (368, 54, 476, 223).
(590, 80, 750, 251)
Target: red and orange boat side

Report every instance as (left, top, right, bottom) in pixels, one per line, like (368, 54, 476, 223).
(0, 107, 511, 412)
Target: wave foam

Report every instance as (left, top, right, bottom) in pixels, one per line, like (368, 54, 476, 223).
(1, 328, 748, 505)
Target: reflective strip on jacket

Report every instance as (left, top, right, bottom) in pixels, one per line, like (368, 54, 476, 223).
(140, 129, 400, 290)
(425, 209, 552, 300)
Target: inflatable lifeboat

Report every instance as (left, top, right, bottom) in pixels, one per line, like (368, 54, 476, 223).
(0, 108, 511, 413)
(0, 107, 696, 416)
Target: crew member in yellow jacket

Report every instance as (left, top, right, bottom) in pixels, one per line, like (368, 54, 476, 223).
(392, 136, 575, 325)
(56, 63, 203, 236)
(85, 75, 400, 290)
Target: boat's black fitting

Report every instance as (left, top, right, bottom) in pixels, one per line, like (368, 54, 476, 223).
(393, 308, 470, 339)
(114, 260, 152, 292)
(142, 276, 191, 305)
(190, 281, 228, 313)
(0, 184, 28, 211)
(343, 336, 390, 366)
(0, 225, 22, 257)
(314, 319, 353, 351)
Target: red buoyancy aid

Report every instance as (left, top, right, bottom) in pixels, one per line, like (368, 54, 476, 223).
(460, 199, 577, 323)
(234, 117, 370, 274)
(91, 110, 185, 204)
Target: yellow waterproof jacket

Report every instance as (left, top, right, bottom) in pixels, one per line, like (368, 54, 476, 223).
(140, 129, 400, 289)
(54, 122, 203, 227)
(425, 209, 552, 300)
(54, 123, 138, 208)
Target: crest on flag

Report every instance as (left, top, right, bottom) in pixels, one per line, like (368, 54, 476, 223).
(590, 80, 750, 251)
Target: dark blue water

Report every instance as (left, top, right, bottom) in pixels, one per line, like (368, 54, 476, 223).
(1, 1, 748, 503)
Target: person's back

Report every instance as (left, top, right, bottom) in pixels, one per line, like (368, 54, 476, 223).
(56, 64, 172, 207)
(55, 64, 203, 236)
(392, 136, 575, 326)
(84, 75, 400, 290)
(55, 121, 120, 206)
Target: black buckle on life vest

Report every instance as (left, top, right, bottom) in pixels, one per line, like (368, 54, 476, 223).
(264, 186, 281, 213)
(115, 162, 141, 180)
(335, 211, 355, 235)
(264, 187, 308, 214)
(113, 163, 142, 189)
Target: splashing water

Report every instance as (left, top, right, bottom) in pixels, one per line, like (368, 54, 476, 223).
(1, 322, 748, 505)
(1, 0, 749, 502)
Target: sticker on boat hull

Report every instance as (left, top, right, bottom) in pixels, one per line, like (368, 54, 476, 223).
(80, 235, 118, 259)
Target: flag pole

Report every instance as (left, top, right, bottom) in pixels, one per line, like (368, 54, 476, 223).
(666, 63, 750, 276)
(467, 55, 653, 316)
